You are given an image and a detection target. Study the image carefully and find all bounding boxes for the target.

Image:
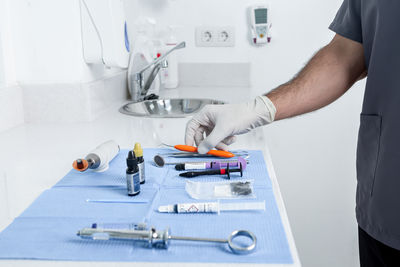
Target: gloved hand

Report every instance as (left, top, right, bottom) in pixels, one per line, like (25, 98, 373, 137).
(185, 96, 277, 154)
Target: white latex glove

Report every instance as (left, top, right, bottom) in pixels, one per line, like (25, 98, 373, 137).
(185, 96, 277, 154)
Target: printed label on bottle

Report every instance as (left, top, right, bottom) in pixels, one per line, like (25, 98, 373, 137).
(138, 163, 145, 183)
(133, 172, 140, 193)
(126, 172, 140, 195)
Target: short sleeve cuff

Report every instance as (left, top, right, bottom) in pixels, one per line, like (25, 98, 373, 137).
(329, 21, 362, 43)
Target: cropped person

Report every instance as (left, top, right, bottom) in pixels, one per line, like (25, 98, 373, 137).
(185, 1, 400, 266)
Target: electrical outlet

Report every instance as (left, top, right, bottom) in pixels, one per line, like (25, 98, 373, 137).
(195, 26, 235, 47)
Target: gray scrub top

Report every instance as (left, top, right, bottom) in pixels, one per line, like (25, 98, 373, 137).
(330, 0, 400, 249)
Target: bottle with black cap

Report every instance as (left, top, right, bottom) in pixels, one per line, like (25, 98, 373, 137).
(126, 150, 140, 196)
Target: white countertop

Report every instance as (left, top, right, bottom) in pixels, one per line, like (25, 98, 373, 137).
(0, 87, 301, 267)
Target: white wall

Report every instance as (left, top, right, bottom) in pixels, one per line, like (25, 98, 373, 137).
(7, 0, 120, 84)
(0, 38, 4, 87)
(0, 0, 130, 131)
(0, 0, 16, 87)
(125, 0, 341, 94)
(0, 0, 24, 132)
(125, 0, 363, 266)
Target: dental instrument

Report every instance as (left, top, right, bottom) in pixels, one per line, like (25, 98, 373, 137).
(72, 140, 120, 172)
(153, 154, 180, 167)
(86, 199, 149, 204)
(153, 152, 250, 167)
(179, 164, 244, 179)
(157, 150, 249, 158)
(175, 157, 247, 171)
(162, 143, 235, 158)
(153, 154, 249, 168)
(157, 200, 265, 214)
(77, 223, 257, 254)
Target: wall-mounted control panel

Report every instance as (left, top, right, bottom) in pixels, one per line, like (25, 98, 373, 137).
(249, 4, 271, 46)
(195, 26, 235, 47)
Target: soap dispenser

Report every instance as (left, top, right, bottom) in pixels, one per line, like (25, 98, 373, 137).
(163, 25, 181, 89)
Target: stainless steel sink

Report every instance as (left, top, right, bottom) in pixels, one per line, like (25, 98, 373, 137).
(119, 98, 224, 118)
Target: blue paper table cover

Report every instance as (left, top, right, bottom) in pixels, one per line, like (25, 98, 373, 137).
(0, 149, 292, 264)
(20, 186, 157, 221)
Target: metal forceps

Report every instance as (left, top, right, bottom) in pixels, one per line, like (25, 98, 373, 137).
(77, 224, 257, 254)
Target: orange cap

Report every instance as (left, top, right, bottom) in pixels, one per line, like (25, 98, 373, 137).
(72, 159, 89, 172)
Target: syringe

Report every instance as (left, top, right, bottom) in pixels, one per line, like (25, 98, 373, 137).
(77, 223, 257, 254)
(157, 201, 265, 214)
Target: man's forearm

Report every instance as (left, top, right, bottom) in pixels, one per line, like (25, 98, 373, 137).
(266, 34, 366, 121)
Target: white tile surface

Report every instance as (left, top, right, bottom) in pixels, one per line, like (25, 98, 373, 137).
(20, 71, 128, 123)
(21, 82, 92, 122)
(0, 85, 24, 132)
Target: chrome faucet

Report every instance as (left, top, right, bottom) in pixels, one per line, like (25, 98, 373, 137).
(128, 41, 186, 102)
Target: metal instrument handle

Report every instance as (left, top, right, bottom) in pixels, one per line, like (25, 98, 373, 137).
(168, 235, 227, 243)
(169, 230, 257, 254)
(227, 230, 257, 254)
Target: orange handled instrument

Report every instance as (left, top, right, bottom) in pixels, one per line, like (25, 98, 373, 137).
(174, 145, 235, 158)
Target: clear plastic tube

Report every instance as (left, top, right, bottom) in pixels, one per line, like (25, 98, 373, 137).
(157, 200, 265, 214)
(219, 201, 265, 212)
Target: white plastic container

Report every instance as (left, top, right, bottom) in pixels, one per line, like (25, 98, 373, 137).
(163, 26, 180, 89)
(86, 140, 120, 172)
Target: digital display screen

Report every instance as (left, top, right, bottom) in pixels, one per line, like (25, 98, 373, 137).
(255, 8, 267, 24)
